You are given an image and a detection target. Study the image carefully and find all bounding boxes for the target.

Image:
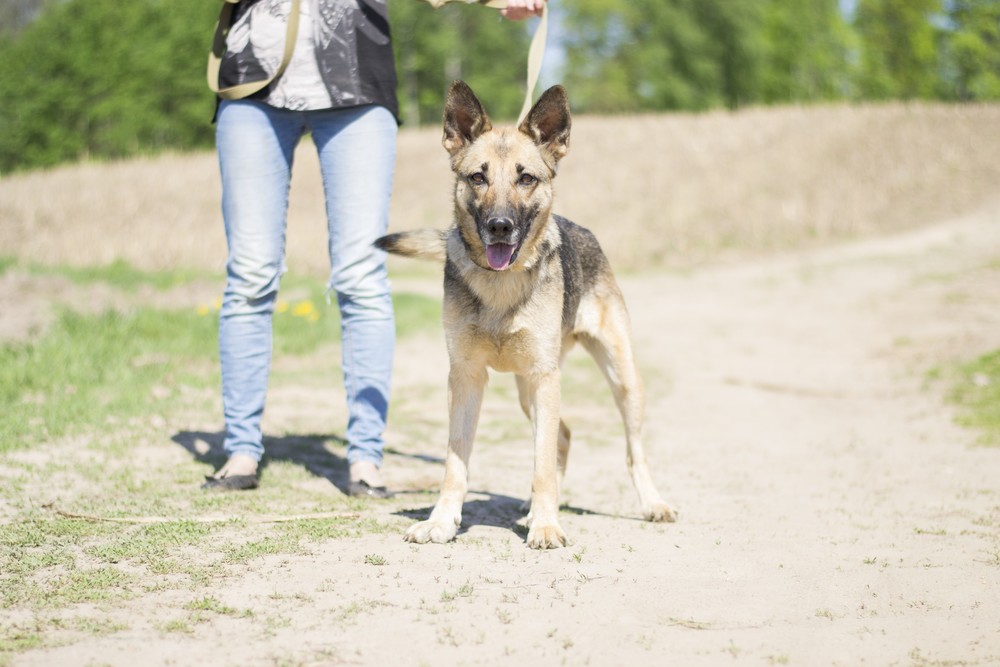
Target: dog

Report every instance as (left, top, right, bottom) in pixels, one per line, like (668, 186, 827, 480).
(376, 81, 677, 549)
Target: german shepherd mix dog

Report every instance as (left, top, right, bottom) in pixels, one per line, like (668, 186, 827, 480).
(377, 81, 677, 549)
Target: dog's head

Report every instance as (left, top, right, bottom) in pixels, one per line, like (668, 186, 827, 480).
(442, 81, 571, 272)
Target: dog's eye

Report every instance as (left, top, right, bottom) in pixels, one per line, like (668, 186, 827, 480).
(468, 172, 487, 186)
(517, 173, 537, 186)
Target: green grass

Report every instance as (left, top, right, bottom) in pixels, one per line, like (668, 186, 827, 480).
(0, 261, 438, 660)
(26, 259, 209, 292)
(946, 349, 1000, 446)
(0, 262, 441, 451)
(270, 285, 441, 355)
(0, 306, 217, 450)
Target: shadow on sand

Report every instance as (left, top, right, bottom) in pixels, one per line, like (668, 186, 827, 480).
(172, 430, 635, 537)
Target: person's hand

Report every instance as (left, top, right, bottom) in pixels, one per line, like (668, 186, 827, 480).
(500, 0, 544, 21)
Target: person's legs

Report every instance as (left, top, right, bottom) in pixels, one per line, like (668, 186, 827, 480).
(215, 100, 305, 477)
(308, 105, 397, 486)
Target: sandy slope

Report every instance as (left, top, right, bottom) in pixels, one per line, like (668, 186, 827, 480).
(15, 203, 1000, 667)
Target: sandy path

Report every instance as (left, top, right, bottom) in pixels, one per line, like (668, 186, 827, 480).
(19, 205, 1000, 666)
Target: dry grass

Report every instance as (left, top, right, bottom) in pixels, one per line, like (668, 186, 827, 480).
(2, 101, 1000, 274)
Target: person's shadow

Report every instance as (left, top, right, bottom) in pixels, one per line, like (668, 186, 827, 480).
(172, 430, 618, 537)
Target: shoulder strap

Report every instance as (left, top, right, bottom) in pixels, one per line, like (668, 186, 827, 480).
(207, 0, 302, 100)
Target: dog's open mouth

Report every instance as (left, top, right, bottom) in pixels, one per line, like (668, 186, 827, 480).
(485, 243, 518, 271)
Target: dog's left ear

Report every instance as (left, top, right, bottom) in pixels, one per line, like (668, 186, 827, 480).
(443, 80, 493, 156)
(518, 85, 571, 163)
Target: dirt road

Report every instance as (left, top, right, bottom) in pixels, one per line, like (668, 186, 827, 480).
(18, 204, 1000, 666)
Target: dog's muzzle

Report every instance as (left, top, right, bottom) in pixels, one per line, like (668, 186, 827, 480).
(482, 216, 521, 271)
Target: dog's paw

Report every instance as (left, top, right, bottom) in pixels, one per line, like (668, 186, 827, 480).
(644, 501, 678, 523)
(404, 520, 458, 544)
(526, 523, 567, 549)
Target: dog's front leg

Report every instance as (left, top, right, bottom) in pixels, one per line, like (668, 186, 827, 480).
(524, 370, 568, 549)
(404, 362, 487, 544)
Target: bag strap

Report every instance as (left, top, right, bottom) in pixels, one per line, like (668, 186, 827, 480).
(207, 0, 302, 100)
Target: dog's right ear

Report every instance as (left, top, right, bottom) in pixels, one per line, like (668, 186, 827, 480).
(442, 81, 493, 156)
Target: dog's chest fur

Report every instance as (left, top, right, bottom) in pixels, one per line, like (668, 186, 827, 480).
(443, 227, 565, 374)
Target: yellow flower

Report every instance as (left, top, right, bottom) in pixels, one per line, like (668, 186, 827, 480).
(196, 305, 210, 316)
(276, 300, 289, 314)
(292, 300, 317, 318)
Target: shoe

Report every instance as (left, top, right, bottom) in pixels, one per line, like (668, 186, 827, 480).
(201, 474, 259, 491)
(349, 479, 394, 499)
(202, 453, 259, 491)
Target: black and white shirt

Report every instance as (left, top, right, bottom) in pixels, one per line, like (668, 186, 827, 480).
(217, 0, 399, 118)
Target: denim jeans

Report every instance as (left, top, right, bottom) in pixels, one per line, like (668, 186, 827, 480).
(215, 100, 396, 467)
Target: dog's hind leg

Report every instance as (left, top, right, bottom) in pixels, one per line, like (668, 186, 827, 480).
(578, 300, 677, 523)
(404, 361, 488, 544)
(516, 374, 571, 515)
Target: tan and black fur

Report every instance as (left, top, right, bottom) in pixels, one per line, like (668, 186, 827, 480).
(377, 81, 676, 549)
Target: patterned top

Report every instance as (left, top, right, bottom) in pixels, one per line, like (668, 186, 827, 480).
(217, 0, 399, 118)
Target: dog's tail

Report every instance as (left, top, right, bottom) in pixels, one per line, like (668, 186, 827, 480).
(375, 229, 448, 263)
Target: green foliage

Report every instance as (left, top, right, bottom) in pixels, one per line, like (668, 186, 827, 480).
(945, 0, 1000, 100)
(563, 0, 734, 112)
(562, 0, 1000, 112)
(759, 0, 856, 102)
(855, 0, 943, 99)
(389, 1, 532, 125)
(0, 0, 218, 173)
(562, 0, 857, 112)
(2, 0, 1000, 172)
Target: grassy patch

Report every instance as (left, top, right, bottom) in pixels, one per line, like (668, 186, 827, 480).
(0, 262, 438, 661)
(943, 349, 1000, 446)
(0, 307, 217, 450)
(0, 263, 441, 452)
(270, 286, 440, 354)
(0, 256, 15, 276)
(28, 259, 208, 292)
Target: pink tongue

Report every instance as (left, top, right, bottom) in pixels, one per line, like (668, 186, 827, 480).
(486, 243, 516, 270)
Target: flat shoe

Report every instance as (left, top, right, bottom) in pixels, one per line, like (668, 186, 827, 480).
(201, 474, 259, 491)
(349, 480, 394, 499)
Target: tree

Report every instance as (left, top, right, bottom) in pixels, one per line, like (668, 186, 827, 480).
(855, 0, 943, 99)
(759, 0, 856, 103)
(389, 1, 532, 126)
(0, 0, 219, 173)
(945, 0, 1000, 100)
(561, 0, 825, 113)
(562, 0, 741, 113)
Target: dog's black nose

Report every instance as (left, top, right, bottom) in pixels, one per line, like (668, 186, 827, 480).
(486, 217, 514, 237)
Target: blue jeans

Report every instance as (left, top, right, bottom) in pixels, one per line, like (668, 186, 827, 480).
(216, 100, 396, 468)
